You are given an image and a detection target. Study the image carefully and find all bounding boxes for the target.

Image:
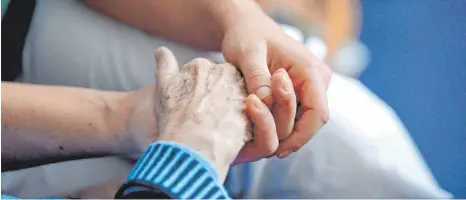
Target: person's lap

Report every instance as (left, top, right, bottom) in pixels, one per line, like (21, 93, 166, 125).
(2, 0, 446, 198)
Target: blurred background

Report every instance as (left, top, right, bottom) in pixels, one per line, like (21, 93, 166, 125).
(259, 0, 465, 197)
(359, 1, 466, 197)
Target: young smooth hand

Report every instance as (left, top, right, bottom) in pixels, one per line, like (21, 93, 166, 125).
(222, 9, 332, 159)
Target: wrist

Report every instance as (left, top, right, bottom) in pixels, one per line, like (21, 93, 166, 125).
(119, 87, 159, 154)
(158, 133, 236, 181)
(99, 90, 138, 154)
(212, 0, 271, 36)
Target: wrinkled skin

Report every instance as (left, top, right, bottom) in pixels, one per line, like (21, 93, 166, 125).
(155, 49, 252, 171)
(127, 47, 293, 168)
(152, 47, 284, 178)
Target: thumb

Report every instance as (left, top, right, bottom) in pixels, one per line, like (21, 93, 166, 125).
(238, 44, 273, 106)
(155, 46, 179, 87)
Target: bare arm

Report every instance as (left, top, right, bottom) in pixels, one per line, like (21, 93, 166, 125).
(83, 0, 269, 50)
(1, 82, 137, 170)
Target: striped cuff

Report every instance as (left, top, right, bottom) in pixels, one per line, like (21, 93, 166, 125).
(116, 141, 230, 199)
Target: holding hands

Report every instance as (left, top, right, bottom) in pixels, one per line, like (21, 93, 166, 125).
(127, 37, 329, 177)
(152, 47, 288, 179)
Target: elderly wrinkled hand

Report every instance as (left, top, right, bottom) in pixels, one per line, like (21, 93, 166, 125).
(153, 47, 279, 179)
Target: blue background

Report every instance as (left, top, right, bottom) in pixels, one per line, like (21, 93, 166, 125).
(360, 0, 466, 197)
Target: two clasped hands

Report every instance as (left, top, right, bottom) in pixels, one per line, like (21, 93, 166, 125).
(134, 42, 330, 183)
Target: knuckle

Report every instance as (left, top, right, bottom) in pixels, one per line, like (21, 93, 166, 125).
(278, 95, 295, 107)
(249, 67, 268, 78)
(247, 68, 270, 85)
(186, 58, 212, 71)
(191, 58, 212, 65)
(278, 131, 291, 140)
(183, 62, 199, 72)
(239, 41, 265, 56)
(262, 142, 278, 156)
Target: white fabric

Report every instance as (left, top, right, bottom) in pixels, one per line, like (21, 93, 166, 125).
(228, 74, 452, 198)
(2, 0, 451, 198)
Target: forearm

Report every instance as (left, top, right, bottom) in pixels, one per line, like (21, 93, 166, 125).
(1, 82, 137, 169)
(83, 0, 268, 50)
(2, 142, 232, 199)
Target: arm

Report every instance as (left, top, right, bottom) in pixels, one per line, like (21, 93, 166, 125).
(1, 82, 139, 170)
(2, 142, 234, 199)
(82, 0, 271, 50)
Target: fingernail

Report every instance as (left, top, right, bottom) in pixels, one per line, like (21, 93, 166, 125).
(252, 95, 264, 109)
(277, 150, 292, 159)
(256, 87, 272, 100)
(281, 73, 291, 92)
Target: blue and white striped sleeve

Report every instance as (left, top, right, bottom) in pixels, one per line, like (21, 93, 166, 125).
(115, 141, 231, 199)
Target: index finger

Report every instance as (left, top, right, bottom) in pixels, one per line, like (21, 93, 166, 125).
(276, 67, 329, 158)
